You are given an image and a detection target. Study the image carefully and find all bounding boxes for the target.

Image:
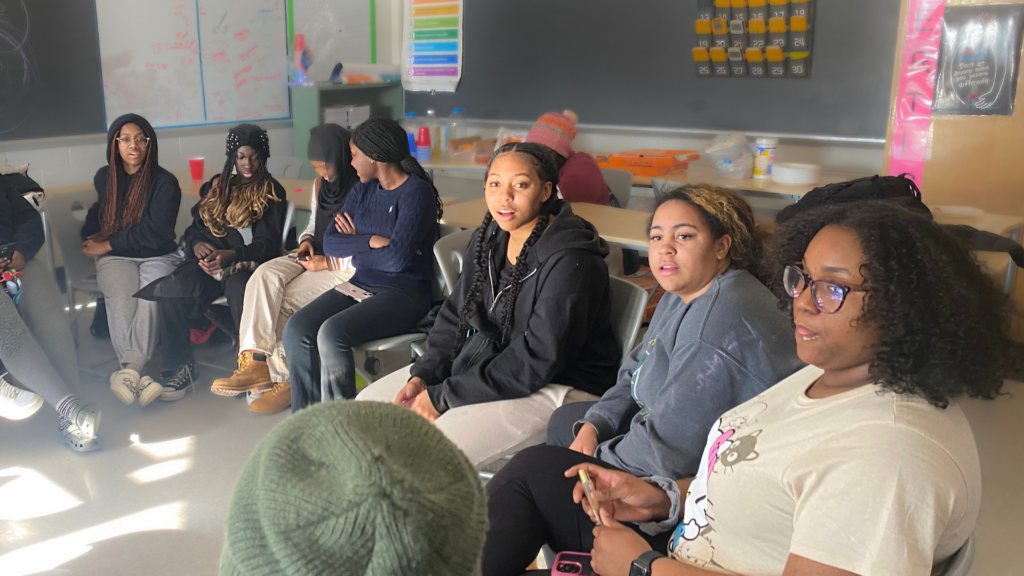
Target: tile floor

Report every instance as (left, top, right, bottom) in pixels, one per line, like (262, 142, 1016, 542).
(1, 306, 1022, 575)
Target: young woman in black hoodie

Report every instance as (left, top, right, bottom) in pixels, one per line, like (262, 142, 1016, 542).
(82, 113, 182, 407)
(136, 124, 287, 401)
(356, 142, 620, 468)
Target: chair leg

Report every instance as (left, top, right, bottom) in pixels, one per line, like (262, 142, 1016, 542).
(66, 282, 78, 345)
(204, 310, 238, 347)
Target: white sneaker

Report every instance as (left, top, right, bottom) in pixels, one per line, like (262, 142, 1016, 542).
(110, 369, 140, 405)
(0, 373, 44, 421)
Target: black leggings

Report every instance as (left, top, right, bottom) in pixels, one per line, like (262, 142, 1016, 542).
(482, 444, 671, 576)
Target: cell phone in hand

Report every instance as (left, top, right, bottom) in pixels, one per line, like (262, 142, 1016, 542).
(287, 252, 308, 262)
(0, 243, 16, 262)
(552, 552, 595, 576)
(579, 469, 603, 526)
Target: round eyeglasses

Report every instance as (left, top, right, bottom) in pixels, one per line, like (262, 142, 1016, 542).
(783, 264, 864, 314)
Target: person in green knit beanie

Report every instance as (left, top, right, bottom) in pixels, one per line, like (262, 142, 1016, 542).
(220, 401, 487, 575)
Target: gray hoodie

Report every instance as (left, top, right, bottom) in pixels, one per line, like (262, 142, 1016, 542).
(579, 267, 804, 479)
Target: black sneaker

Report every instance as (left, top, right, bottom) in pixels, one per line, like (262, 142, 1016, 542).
(159, 361, 199, 402)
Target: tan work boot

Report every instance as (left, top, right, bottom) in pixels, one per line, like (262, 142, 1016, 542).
(211, 351, 274, 397)
(248, 382, 291, 414)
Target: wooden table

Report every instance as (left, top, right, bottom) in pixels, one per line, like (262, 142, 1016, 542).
(440, 198, 651, 251)
(421, 158, 689, 187)
(657, 162, 870, 198)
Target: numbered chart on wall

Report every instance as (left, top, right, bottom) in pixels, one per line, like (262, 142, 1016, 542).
(693, 0, 815, 78)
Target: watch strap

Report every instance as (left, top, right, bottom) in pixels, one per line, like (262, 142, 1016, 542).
(629, 550, 666, 576)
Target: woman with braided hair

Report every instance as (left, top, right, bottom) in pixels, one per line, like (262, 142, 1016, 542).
(355, 142, 620, 468)
(284, 116, 441, 411)
(82, 113, 182, 407)
(136, 124, 287, 402)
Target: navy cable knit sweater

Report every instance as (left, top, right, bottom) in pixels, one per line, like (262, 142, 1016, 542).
(322, 175, 437, 293)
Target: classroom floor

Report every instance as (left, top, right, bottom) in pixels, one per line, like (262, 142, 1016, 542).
(1, 292, 1022, 575)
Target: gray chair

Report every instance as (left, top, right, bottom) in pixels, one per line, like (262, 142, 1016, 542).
(267, 156, 303, 179)
(352, 224, 464, 380)
(44, 191, 104, 336)
(931, 534, 974, 576)
(478, 275, 651, 482)
(433, 226, 474, 298)
(600, 167, 633, 209)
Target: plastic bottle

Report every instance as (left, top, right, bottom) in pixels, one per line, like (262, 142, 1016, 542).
(401, 112, 419, 134)
(753, 137, 778, 180)
(416, 127, 432, 163)
(293, 34, 314, 84)
(425, 109, 442, 159)
(446, 108, 465, 143)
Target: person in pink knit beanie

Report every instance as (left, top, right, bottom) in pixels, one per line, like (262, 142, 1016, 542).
(525, 110, 612, 206)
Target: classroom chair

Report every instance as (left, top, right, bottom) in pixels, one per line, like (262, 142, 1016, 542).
(477, 275, 651, 482)
(931, 534, 974, 576)
(349, 224, 463, 380)
(433, 227, 475, 298)
(44, 190, 118, 379)
(600, 167, 633, 209)
(267, 156, 303, 179)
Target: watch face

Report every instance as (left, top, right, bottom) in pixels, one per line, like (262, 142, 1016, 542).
(629, 562, 648, 576)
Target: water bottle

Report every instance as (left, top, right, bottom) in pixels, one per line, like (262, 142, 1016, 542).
(401, 112, 419, 134)
(425, 109, 442, 160)
(446, 108, 465, 143)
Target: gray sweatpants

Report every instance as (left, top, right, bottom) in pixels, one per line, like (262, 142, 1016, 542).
(0, 259, 80, 409)
(95, 252, 180, 368)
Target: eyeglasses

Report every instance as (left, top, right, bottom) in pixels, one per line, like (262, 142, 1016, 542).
(783, 265, 865, 314)
(116, 136, 150, 146)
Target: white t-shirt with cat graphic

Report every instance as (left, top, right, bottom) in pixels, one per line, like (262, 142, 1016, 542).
(668, 365, 981, 576)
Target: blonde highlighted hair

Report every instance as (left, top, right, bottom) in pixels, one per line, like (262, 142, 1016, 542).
(651, 184, 766, 278)
(198, 175, 279, 238)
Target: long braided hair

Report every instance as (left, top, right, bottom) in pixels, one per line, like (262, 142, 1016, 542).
(450, 142, 562, 358)
(351, 116, 443, 220)
(198, 124, 279, 238)
(96, 122, 155, 241)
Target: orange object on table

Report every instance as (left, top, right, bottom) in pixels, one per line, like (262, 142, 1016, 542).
(597, 149, 701, 177)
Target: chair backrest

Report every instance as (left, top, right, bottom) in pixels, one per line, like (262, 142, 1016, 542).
(44, 190, 100, 287)
(601, 167, 634, 209)
(433, 227, 475, 297)
(175, 196, 198, 238)
(931, 534, 974, 576)
(651, 176, 680, 201)
(267, 156, 303, 179)
(607, 276, 651, 358)
(281, 201, 295, 253)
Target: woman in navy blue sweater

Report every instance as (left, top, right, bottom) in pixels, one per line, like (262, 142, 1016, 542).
(283, 117, 442, 410)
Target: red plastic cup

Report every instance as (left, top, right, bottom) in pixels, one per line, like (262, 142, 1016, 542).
(188, 157, 205, 180)
(416, 126, 431, 147)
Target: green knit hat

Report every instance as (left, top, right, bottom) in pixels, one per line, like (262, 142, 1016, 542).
(219, 401, 487, 576)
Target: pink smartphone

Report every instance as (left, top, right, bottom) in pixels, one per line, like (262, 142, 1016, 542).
(552, 551, 595, 576)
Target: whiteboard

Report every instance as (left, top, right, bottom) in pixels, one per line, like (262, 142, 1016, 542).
(292, 0, 373, 81)
(96, 0, 289, 129)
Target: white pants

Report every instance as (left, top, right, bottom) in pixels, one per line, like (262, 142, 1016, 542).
(356, 365, 599, 468)
(238, 255, 353, 382)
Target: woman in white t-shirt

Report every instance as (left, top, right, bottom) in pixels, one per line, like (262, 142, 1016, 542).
(557, 202, 1024, 576)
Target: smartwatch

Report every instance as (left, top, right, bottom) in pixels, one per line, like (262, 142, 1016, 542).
(629, 550, 665, 576)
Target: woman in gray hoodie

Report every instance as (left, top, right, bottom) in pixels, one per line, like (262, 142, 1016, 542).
(480, 185, 804, 576)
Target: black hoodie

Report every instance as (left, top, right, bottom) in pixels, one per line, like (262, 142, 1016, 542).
(81, 113, 181, 258)
(413, 200, 621, 413)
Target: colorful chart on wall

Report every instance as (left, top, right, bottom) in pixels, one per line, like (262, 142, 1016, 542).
(95, 0, 289, 129)
(933, 4, 1024, 116)
(401, 0, 463, 92)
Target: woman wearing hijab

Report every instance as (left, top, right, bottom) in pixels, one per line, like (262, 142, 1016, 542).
(136, 124, 287, 402)
(81, 113, 182, 407)
(283, 116, 443, 411)
(210, 124, 360, 414)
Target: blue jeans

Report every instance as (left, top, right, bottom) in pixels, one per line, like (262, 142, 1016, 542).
(283, 285, 431, 411)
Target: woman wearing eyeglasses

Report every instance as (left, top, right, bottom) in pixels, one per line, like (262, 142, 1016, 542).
(82, 113, 182, 407)
(524, 202, 1024, 576)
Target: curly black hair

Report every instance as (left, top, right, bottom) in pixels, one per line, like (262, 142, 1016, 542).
(768, 201, 1024, 408)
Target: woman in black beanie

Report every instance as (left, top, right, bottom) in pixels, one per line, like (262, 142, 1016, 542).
(283, 116, 441, 411)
